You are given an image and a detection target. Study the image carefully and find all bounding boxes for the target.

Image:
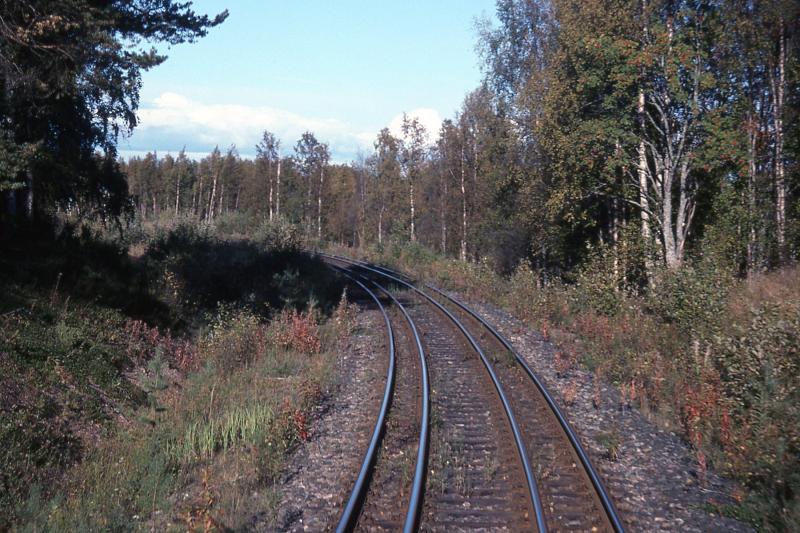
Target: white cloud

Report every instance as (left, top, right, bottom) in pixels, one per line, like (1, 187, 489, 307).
(127, 92, 444, 161)
(388, 108, 443, 144)
(131, 91, 375, 161)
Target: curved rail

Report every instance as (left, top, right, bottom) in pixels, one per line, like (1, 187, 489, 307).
(423, 285, 625, 533)
(333, 271, 396, 533)
(327, 252, 625, 533)
(324, 253, 548, 533)
(331, 266, 430, 533)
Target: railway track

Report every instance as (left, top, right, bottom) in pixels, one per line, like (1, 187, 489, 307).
(331, 270, 428, 533)
(324, 253, 625, 532)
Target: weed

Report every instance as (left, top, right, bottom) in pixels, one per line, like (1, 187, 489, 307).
(562, 379, 579, 406)
(184, 468, 226, 532)
(596, 430, 621, 462)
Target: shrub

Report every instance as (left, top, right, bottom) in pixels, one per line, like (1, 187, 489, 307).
(253, 217, 301, 252)
(570, 244, 625, 317)
(212, 211, 260, 237)
(145, 223, 343, 320)
(646, 264, 732, 337)
(270, 308, 322, 355)
(200, 308, 267, 372)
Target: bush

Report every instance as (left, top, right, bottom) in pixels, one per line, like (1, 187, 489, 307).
(253, 217, 302, 252)
(646, 264, 732, 337)
(711, 302, 800, 529)
(144, 223, 343, 319)
(200, 308, 267, 372)
(212, 211, 261, 237)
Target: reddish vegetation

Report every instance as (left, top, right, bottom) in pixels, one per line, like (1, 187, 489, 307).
(124, 319, 199, 371)
(273, 309, 322, 354)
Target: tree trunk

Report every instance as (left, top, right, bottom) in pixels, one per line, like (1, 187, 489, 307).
(612, 195, 620, 283)
(305, 171, 312, 234)
(218, 183, 225, 217)
(461, 143, 468, 261)
(637, 88, 654, 279)
(358, 169, 367, 248)
(747, 107, 757, 277)
(267, 159, 273, 221)
(662, 167, 680, 269)
(207, 172, 218, 222)
(772, 18, 787, 263)
(317, 166, 324, 240)
(441, 176, 448, 254)
(276, 158, 281, 218)
(409, 180, 416, 242)
(195, 177, 203, 218)
(378, 204, 384, 245)
(175, 174, 181, 217)
(24, 168, 33, 222)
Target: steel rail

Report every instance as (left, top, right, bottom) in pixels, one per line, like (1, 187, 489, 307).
(422, 285, 626, 533)
(323, 253, 548, 533)
(333, 270, 396, 533)
(327, 253, 625, 533)
(330, 265, 430, 533)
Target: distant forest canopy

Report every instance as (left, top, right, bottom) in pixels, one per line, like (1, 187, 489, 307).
(4, 0, 800, 285)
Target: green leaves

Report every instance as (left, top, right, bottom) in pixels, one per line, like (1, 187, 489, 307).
(0, 1, 226, 219)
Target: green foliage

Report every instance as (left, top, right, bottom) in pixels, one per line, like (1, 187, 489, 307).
(0, 1, 227, 220)
(253, 217, 302, 252)
(570, 244, 625, 317)
(646, 264, 732, 337)
(711, 300, 800, 529)
(144, 222, 342, 319)
(0, 297, 148, 530)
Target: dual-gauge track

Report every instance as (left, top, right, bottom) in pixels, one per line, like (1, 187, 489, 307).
(323, 254, 625, 533)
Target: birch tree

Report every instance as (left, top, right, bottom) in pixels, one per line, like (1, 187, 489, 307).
(315, 141, 330, 240)
(372, 128, 401, 245)
(399, 114, 427, 243)
(256, 131, 280, 221)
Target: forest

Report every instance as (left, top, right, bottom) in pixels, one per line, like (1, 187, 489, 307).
(1, 0, 799, 530)
(122, 0, 798, 280)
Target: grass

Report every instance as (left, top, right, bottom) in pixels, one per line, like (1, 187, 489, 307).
(11, 301, 343, 532)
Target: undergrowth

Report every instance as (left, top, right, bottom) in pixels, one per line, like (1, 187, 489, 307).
(0, 220, 348, 531)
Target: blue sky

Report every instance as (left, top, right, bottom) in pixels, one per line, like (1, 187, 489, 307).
(121, 0, 497, 162)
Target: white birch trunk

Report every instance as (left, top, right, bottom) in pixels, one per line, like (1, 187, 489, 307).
(378, 205, 384, 245)
(410, 180, 416, 242)
(175, 174, 181, 217)
(317, 166, 324, 240)
(772, 18, 787, 262)
(460, 143, 468, 261)
(276, 158, 282, 218)
(207, 172, 218, 222)
(267, 159, 273, 221)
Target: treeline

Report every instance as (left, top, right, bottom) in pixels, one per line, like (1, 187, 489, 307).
(4, 0, 798, 287)
(129, 0, 799, 285)
(124, 92, 539, 270)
